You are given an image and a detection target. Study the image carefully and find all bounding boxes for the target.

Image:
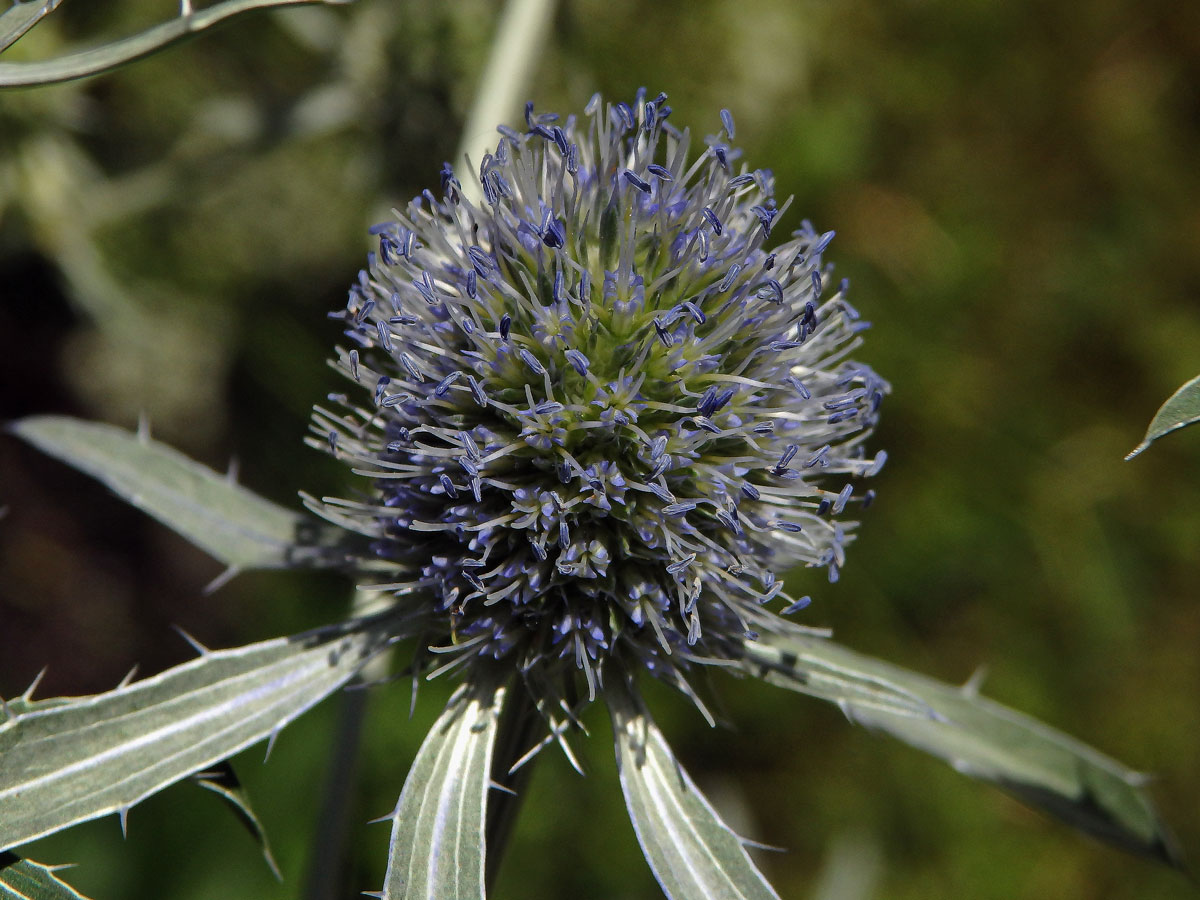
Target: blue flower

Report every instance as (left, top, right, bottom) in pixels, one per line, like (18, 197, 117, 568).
(314, 89, 886, 709)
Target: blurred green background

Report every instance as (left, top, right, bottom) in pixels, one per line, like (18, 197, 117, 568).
(1, 1, 1198, 898)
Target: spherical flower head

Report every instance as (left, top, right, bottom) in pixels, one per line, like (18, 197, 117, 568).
(312, 90, 887, 704)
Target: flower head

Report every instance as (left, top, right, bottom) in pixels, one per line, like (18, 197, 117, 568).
(312, 89, 886, 714)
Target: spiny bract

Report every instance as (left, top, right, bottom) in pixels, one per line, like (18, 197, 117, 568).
(311, 89, 886, 711)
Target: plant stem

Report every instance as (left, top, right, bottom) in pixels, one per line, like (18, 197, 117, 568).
(484, 681, 543, 893)
(454, 0, 558, 204)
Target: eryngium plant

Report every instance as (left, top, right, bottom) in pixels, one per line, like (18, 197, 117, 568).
(312, 91, 884, 711)
(1, 92, 1180, 900)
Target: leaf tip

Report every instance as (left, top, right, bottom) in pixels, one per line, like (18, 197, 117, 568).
(1124, 441, 1150, 461)
(203, 565, 241, 595)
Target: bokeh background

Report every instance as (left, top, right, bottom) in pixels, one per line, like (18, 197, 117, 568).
(2, 1, 1198, 898)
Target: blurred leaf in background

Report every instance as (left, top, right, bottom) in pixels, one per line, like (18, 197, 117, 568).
(1, 1, 1197, 899)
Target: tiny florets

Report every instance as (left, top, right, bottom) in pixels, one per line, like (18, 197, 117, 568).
(310, 90, 887, 703)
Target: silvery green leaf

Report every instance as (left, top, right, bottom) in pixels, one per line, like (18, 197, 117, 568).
(192, 762, 281, 880)
(382, 674, 506, 900)
(1126, 374, 1200, 459)
(609, 681, 780, 900)
(0, 0, 63, 54)
(0, 0, 354, 89)
(743, 627, 1180, 867)
(0, 616, 395, 850)
(9, 415, 351, 572)
(0, 854, 90, 900)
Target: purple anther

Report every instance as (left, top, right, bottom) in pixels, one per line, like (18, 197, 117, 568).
(812, 230, 835, 254)
(416, 271, 437, 305)
(552, 125, 570, 155)
(828, 409, 858, 425)
(701, 206, 723, 235)
(756, 279, 784, 304)
(777, 444, 798, 470)
(468, 246, 492, 275)
(468, 375, 488, 406)
(461, 430, 481, 460)
(718, 264, 742, 292)
(519, 348, 546, 375)
(786, 376, 811, 399)
(720, 108, 736, 138)
(751, 205, 777, 234)
(375, 321, 393, 353)
(541, 211, 565, 248)
(663, 502, 697, 517)
(781, 596, 812, 615)
(804, 444, 830, 468)
(623, 170, 652, 194)
(435, 371, 462, 397)
(565, 349, 590, 376)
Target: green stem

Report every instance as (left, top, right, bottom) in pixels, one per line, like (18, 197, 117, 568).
(484, 681, 543, 893)
(302, 685, 368, 900)
(454, 0, 559, 204)
(0, 0, 352, 89)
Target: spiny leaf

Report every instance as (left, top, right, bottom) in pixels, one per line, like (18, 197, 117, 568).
(0, 0, 354, 89)
(0, 0, 64, 54)
(1126, 374, 1200, 459)
(8, 415, 353, 573)
(0, 615, 397, 850)
(609, 680, 781, 900)
(0, 853, 91, 900)
(192, 762, 281, 880)
(381, 673, 506, 900)
(743, 626, 1181, 867)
